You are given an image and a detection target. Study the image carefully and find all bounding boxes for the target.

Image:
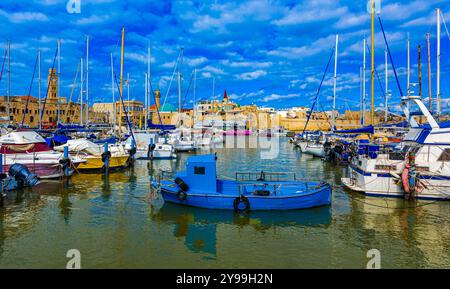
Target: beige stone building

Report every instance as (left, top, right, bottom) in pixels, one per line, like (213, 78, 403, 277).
(0, 68, 107, 127)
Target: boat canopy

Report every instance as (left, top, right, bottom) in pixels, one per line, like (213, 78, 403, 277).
(0, 131, 47, 145)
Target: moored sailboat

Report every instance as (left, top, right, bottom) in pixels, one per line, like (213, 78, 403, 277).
(0, 131, 84, 178)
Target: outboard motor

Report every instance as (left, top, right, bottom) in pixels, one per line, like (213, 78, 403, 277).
(8, 164, 40, 187)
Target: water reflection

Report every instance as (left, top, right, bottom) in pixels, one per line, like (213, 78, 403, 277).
(152, 203, 332, 258)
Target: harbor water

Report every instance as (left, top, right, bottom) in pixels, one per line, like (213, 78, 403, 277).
(0, 138, 449, 268)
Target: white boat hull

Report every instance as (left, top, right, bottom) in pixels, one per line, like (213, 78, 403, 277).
(342, 166, 450, 200)
(303, 144, 325, 158)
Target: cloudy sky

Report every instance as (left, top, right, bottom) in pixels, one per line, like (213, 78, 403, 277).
(0, 0, 449, 113)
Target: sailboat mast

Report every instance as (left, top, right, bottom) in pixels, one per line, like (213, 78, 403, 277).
(57, 38, 61, 125)
(119, 27, 125, 133)
(7, 41, 10, 124)
(38, 48, 41, 129)
(427, 33, 432, 112)
(370, 0, 375, 127)
(360, 66, 363, 124)
(418, 45, 422, 99)
(193, 68, 197, 126)
(127, 73, 130, 108)
(385, 49, 388, 122)
(111, 53, 116, 130)
(145, 72, 148, 130)
(437, 8, 441, 115)
(332, 34, 338, 131)
(407, 34, 410, 96)
(178, 48, 183, 113)
(80, 58, 83, 125)
(147, 45, 151, 129)
(362, 37, 366, 125)
(86, 35, 89, 125)
(212, 77, 215, 100)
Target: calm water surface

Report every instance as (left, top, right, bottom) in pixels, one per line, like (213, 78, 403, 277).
(0, 138, 449, 268)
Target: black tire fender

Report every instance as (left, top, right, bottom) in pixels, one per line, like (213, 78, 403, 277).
(233, 196, 250, 213)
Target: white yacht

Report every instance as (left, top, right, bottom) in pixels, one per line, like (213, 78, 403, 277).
(167, 131, 197, 152)
(297, 132, 326, 158)
(342, 95, 450, 200)
(125, 132, 176, 160)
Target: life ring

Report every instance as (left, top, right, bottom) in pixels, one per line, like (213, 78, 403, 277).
(177, 190, 187, 201)
(233, 196, 250, 213)
(401, 164, 410, 193)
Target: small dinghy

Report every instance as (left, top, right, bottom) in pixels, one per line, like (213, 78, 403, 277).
(152, 154, 331, 212)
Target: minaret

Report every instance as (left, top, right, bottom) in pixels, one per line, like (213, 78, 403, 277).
(155, 89, 161, 110)
(47, 68, 58, 101)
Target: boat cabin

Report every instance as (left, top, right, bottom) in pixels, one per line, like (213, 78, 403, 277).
(175, 154, 217, 194)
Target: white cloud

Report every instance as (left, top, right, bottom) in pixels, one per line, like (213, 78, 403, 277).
(236, 70, 267, 80)
(229, 89, 265, 100)
(200, 65, 226, 75)
(74, 15, 109, 25)
(273, 1, 347, 26)
(262, 93, 300, 103)
(185, 57, 208, 67)
(126, 52, 156, 64)
(190, 0, 278, 33)
(268, 35, 336, 59)
(221, 59, 272, 68)
(0, 9, 48, 23)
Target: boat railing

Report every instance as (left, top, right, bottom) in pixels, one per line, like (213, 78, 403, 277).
(237, 181, 327, 197)
(235, 171, 297, 182)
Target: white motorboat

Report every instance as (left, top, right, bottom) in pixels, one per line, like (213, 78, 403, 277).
(342, 95, 450, 200)
(124, 132, 176, 160)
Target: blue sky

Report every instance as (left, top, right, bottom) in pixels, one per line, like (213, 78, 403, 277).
(0, 0, 449, 113)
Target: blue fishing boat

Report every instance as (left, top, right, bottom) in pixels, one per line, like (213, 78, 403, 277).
(152, 154, 331, 212)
